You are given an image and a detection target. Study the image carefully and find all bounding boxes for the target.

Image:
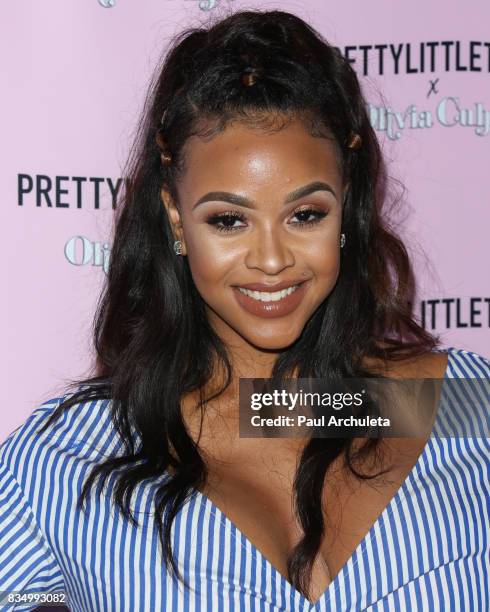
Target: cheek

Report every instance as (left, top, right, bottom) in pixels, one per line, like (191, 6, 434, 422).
(304, 239, 341, 277)
(184, 230, 239, 285)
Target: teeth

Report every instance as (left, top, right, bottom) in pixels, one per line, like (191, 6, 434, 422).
(237, 284, 300, 302)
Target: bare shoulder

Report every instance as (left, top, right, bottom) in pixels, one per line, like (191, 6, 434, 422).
(392, 350, 448, 379)
(362, 344, 449, 379)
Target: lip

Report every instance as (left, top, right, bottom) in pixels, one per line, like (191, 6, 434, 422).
(233, 279, 307, 292)
(232, 279, 310, 319)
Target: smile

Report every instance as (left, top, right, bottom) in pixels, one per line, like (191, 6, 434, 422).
(232, 280, 309, 318)
(236, 284, 300, 302)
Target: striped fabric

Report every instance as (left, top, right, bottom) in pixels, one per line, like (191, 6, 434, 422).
(1, 346, 489, 611)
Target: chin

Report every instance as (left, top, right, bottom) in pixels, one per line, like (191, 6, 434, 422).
(245, 330, 303, 352)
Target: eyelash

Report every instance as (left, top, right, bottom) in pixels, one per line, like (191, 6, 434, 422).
(206, 208, 328, 233)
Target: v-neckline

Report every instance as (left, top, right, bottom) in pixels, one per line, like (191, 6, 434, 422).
(178, 348, 453, 609)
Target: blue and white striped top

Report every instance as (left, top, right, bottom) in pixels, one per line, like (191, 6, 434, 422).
(1, 346, 489, 611)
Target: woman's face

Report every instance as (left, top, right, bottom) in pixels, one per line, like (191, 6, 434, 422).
(162, 117, 346, 353)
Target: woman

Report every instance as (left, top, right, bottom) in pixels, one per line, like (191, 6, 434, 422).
(1, 9, 489, 612)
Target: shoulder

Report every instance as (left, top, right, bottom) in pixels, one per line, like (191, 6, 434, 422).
(363, 344, 490, 380)
(0, 390, 117, 601)
(443, 346, 490, 379)
(387, 346, 490, 436)
(0, 389, 119, 487)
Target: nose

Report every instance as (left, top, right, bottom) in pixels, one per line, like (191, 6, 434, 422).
(244, 224, 295, 274)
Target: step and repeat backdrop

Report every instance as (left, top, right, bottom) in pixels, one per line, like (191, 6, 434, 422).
(2, 0, 489, 436)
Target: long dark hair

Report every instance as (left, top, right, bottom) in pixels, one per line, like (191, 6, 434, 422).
(38, 9, 440, 600)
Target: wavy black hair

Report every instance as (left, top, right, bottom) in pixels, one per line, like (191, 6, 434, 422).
(38, 8, 440, 601)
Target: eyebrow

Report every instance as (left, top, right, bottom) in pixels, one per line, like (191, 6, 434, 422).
(192, 180, 337, 210)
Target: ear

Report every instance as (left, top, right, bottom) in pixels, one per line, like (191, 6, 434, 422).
(160, 186, 186, 255)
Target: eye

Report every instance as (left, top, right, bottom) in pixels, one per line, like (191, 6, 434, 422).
(205, 207, 328, 234)
(290, 207, 328, 227)
(205, 211, 247, 233)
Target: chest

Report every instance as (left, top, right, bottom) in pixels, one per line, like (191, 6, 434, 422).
(180, 405, 428, 601)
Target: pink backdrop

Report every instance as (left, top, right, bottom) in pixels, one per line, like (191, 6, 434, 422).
(2, 0, 489, 437)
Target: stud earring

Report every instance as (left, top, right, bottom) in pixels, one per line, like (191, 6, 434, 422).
(340, 233, 346, 249)
(173, 240, 183, 255)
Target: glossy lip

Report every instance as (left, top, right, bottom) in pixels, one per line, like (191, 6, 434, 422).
(233, 279, 307, 292)
(232, 279, 310, 318)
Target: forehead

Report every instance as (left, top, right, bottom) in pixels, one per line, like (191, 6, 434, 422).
(178, 118, 342, 197)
